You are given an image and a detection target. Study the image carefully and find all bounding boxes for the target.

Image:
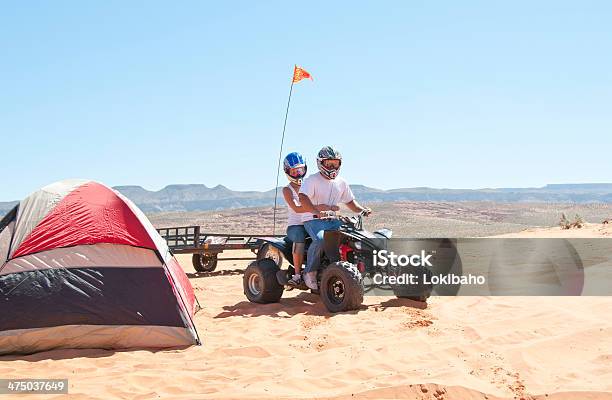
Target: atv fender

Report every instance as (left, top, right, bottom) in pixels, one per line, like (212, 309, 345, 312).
(323, 230, 342, 263)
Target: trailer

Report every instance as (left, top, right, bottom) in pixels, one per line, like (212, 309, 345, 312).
(156, 226, 284, 272)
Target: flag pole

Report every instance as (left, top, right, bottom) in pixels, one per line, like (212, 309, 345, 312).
(272, 66, 295, 235)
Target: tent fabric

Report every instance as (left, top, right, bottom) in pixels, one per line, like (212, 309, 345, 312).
(0, 220, 14, 265)
(12, 182, 156, 259)
(116, 191, 173, 264)
(165, 256, 198, 318)
(0, 244, 161, 276)
(0, 180, 200, 355)
(0, 325, 195, 355)
(1, 267, 186, 331)
(0, 205, 17, 233)
(9, 179, 88, 257)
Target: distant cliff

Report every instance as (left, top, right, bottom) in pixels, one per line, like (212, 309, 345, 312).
(2, 183, 611, 215)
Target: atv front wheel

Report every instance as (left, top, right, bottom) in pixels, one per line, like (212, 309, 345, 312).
(320, 261, 364, 313)
(192, 253, 218, 273)
(243, 259, 284, 303)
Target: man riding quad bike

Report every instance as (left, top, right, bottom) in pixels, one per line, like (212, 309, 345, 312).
(244, 146, 433, 312)
(243, 210, 434, 313)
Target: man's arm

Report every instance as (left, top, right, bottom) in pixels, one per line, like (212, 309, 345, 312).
(340, 180, 371, 215)
(345, 199, 372, 216)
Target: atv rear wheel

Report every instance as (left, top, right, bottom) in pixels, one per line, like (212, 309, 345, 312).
(192, 253, 218, 273)
(320, 261, 364, 313)
(243, 259, 284, 303)
(392, 264, 433, 302)
(257, 243, 284, 268)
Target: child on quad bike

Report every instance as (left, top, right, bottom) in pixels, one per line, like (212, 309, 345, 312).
(281, 152, 309, 286)
(298, 146, 372, 290)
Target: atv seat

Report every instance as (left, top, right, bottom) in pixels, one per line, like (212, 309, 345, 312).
(283, 234, 312, 248)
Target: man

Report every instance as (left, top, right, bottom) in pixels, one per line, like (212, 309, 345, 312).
(298, 146, 371, 290)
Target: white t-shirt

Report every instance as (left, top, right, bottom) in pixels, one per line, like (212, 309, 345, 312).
(299, 172, 355, 222)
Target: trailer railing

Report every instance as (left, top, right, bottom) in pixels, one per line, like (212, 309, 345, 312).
(156, 225, 284, 272)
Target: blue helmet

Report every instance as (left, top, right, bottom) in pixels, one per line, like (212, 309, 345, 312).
(283, 152, 307, 185)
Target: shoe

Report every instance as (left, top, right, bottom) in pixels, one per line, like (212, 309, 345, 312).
(304, 271, 318, 290)
(288, 273, 302, 286)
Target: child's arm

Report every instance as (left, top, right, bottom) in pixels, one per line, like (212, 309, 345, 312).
(282, 187, 309, 213)
(297, 193, 318, 213)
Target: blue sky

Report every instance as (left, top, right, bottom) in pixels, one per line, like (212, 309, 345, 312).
(1, 1, 610, 200)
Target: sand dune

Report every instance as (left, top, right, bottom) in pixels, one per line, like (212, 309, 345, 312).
(495, 222, 612, 238)
(1, 225, 612, 399)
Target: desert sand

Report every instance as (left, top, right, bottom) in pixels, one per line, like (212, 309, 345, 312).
(149, 202, 612, 238)
(1, 225, 611, 399)
(495, 222, 612, 238)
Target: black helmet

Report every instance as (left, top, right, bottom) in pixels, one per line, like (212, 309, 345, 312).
(316, 146, 342, 179)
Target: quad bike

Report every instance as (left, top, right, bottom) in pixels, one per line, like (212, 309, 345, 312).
(243, 210, 434, 313)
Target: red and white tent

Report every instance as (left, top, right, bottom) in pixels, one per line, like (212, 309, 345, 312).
(0, 180, 200, 354)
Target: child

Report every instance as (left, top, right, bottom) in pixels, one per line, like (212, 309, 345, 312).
(282, 152, 308, 286)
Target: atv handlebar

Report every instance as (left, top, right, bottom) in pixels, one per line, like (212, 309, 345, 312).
(318, 209, 370, 230)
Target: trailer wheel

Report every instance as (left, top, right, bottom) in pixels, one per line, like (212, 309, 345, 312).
(257, 243, 283, 268)
(244, 259, 284, 303)
(192, 253, 218, 273)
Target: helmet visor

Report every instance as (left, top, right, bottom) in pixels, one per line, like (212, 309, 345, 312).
(322, 159, 341, 169)
(288, 166, 306, 178)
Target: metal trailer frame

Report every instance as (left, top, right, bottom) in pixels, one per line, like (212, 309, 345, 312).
(156, 226, 283, 272)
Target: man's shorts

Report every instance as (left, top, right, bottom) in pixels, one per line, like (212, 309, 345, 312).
(287, 225, 307, 243)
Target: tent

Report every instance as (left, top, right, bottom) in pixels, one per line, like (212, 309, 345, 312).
(0, 180, 200, 354)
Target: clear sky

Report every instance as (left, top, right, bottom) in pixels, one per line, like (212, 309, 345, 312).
(1, 1, 610, 200)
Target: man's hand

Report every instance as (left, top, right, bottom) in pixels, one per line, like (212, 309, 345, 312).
(346, 200, 371, 216)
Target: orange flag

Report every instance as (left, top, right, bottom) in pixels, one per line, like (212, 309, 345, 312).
(292, 65, 313, 83)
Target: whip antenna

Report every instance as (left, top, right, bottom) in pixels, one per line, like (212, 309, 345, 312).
(272, 77, 294, 235)
(272, 64, 312, 235)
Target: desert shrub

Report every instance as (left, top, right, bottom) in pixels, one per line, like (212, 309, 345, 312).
(559, 213, 570, 229)
(560, 213, 584, 229)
